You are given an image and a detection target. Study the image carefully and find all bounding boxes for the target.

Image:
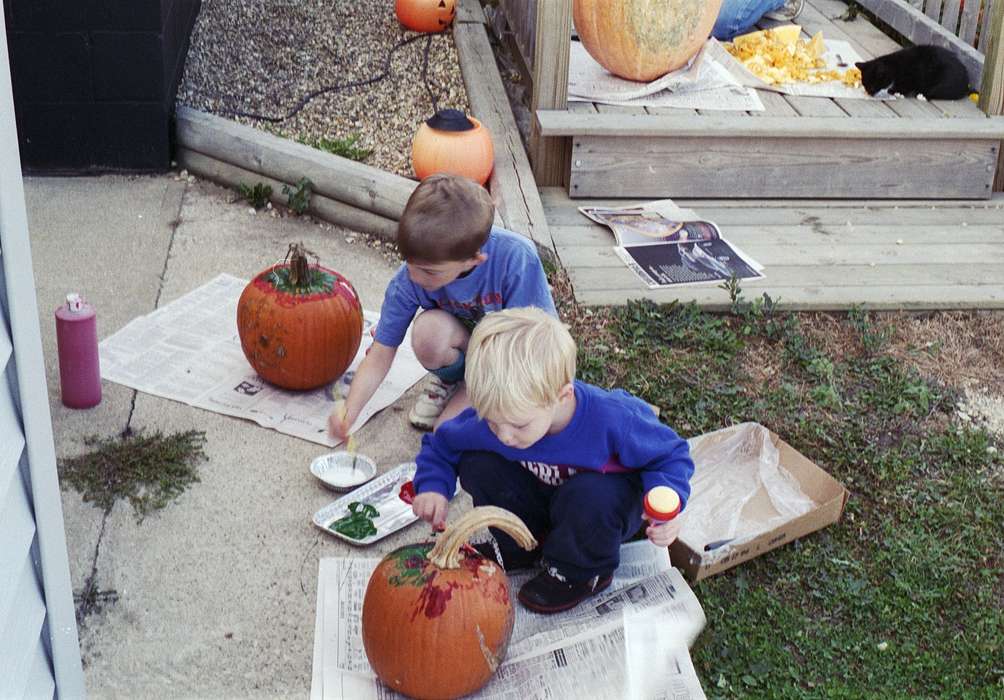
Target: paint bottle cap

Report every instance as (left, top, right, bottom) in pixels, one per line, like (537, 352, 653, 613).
(66, 293, 84, 313)
(644, 486, 681, 522)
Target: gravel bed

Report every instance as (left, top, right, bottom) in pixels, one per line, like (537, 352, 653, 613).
(178, 0, 471, 177)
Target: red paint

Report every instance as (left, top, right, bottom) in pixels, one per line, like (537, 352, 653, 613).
(398, 480, 416, 505)
(413, 578, 461, 620)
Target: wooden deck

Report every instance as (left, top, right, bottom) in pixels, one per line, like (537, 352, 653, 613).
(543, 187, 1004, 309)
(535, 0, 1004, 200)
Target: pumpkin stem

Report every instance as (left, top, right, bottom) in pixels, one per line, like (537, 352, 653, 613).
(285, 242, 316, 288)
(428, 506, 537, 570)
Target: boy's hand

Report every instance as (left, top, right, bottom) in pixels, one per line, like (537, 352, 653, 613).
(327, 400, 353, 441)
(412, 492, 449, 531)
(645, 516, 683, 547)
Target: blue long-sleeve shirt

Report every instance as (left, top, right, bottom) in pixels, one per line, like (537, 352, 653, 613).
(373, 226, 558, 348)
(415, 381, 694, 507)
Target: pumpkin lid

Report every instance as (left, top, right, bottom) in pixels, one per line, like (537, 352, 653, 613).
(425, 108, 476, 132)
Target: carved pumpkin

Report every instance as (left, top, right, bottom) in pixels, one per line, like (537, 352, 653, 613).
(362, 507, 536, 700)
(573, 0, 723, 82)
(396, 0, 456, 33)
(412, 109, 494, 186)
(236, 243, 363, 391)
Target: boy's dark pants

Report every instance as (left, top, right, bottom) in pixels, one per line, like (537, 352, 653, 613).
(457, 451, 645, 581)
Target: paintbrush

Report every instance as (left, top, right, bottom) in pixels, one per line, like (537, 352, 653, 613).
(338, 400, 358, 473)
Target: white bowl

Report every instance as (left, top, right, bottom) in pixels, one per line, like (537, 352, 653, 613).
(310, 451, 377, 492)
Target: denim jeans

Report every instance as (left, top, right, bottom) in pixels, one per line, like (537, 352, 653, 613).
(712, 0, 785, 40)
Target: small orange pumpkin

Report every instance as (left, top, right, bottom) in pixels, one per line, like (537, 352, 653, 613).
(236, 243, 363, 391)
(412, 109, 494, 186)
(396, 0, 456, 33)
(362, 507, 536, 700)
(573, 0, 723, 82)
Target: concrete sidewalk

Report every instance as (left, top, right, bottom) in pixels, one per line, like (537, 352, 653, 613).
(27, 173, 444, 697)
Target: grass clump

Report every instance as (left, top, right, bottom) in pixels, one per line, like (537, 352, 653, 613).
(282, 177, 313, 215)
(238, 181, 272, 209)
(59, 430, 207, 521)
(300, 134, 373, 162)
(565, 280, 1004, 697)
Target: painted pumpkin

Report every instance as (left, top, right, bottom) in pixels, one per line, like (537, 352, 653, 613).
(396, 0, 456, 33)
(236, 243, 363, 391)
(573, 0, 723, 82)
(412, 109, 494, 186)
(362, 507, 536, 700)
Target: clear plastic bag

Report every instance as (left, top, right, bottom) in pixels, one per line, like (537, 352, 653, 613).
(678, 422, 816, 559)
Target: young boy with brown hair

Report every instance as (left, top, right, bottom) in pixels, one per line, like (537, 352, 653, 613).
(328, 174, 556, 439)
(412, 307, 694, 614)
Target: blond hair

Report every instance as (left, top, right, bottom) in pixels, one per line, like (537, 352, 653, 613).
(397, 174, 494, 262)
(466, 307, 576, 420)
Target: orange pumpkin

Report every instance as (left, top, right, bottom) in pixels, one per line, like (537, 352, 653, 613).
(362, 507, 536, 700)
(573, 0, 723, 82)
(396, 0, 456, 33)
(412, 109, 494, 186)
(236, 243, 363, 391)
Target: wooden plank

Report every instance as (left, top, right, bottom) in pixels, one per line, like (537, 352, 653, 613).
(979, 0, 996, 52)
(452, 21, 556, 254)
(537, 111, 1004, 137)
(175, 107, 416, 221)
(559, 242, 1004, 267)
(806, 0, 900, 56)
(574, 284, 1004, 310)
(959, 0, 984, 44)
(925, 0, 946, 22)
(942, 0, 963, 35)
(980, 0, 1004, 190)
(177, 148, 399, 240)
(568, 135, 996, 198)
(454, 0, 484, 24)
(785, 94, 849, 116)
(855, 0, 985, 85)
(550, 222, 1004, 247)
(529, 0, 572, 187)
(499, 0, 538, 72)
(750, 89, 800, 116)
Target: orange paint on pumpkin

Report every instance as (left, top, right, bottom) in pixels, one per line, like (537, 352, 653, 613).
(396, 0, 456, 33)
(412, 110, 494, 186)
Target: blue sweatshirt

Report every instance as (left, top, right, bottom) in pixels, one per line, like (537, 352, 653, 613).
(374, 227, 557, 348)
(414, 381, 694, 507)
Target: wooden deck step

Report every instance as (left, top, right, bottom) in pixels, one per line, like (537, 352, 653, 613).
(538, 0, 1003, 200)
(542, 187, 1004, 310)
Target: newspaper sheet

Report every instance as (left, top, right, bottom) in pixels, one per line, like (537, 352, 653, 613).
(710, 36, 875, 100)
(579, 201, 764, 288)
(99, 273, 428, 447)
(568, 40, 764, 112)
(311, 542, 707, 699)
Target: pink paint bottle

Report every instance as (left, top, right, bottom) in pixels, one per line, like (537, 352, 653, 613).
(55, 293, 102, 408)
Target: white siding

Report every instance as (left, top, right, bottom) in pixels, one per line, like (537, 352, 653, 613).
(1, 2, 85, 697)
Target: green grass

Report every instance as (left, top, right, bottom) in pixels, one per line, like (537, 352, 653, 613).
(299, 133, 373, 162)
(569, 288, 1003, 697)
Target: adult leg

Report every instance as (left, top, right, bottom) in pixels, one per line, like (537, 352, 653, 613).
(712, 0, 785, 41)
(544, 472, 644, 581)
(457, 451, 550, 568)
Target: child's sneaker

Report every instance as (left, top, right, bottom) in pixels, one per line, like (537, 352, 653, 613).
(408, 374, 459, 430)
(764, 0, 804, 21)
(517, 566, 613, 614)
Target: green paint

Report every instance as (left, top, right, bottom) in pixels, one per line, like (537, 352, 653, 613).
(329, 501, 379, 539)
(387, 544, 436, 588)
(267, 266, 337, 296)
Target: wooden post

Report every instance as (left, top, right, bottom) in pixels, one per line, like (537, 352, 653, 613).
(529, 0, 572, 187)
(980, 0, 1004, 190)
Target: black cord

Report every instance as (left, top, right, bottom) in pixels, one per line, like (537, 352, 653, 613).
(213, 31, 442, 124)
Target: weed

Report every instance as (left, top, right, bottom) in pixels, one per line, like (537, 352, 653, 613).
(300, 134, 373, 162)
(282, 177, 314, 215)
(238, 181, 273, 209)
(58, 429, 207, 521)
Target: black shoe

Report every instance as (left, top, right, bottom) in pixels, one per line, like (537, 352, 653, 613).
(468, 541, 540, 573)
(517, 568, 613, 614)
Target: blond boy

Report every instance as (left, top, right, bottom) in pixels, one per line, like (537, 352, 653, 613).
(412, 307, 695, 613)
(328, 175, 556, 440)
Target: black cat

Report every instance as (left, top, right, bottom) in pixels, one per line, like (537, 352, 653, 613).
(855, 45, 971, 100)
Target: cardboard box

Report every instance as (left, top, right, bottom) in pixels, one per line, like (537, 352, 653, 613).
(669, 423, 848, 582)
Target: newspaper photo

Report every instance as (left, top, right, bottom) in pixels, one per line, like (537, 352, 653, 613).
(311, 541, 707, 700)
(99, 274, 428, 447)
(579, 202, 764, 289)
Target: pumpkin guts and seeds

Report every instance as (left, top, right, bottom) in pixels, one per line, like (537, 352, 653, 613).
(329, 502, 380, 540)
